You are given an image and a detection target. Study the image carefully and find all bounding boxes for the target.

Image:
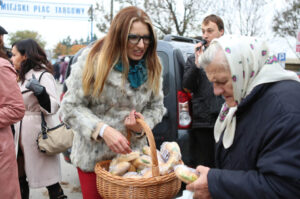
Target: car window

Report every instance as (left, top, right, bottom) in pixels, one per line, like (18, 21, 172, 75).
(169, 41, 195, 61)
(185, 53, 194, 60)
(157, 51, 169, 96)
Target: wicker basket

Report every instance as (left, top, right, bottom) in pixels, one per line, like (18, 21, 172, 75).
(94, 118, 181, 199)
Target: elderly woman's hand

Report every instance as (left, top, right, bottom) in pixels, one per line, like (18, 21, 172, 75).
(186, 165, 212, 199)
(124, 110, 144, 133)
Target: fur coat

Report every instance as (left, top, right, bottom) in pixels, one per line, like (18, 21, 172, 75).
(59, 48, 166, 171)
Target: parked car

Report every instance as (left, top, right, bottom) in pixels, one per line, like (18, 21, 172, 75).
(61, 35, 203, 166)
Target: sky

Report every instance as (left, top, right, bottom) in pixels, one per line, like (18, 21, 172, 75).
(1, 0, 298, 59)
(0, 0, 101, 50)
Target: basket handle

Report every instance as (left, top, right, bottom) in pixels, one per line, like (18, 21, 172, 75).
(135, 118, 160, 177)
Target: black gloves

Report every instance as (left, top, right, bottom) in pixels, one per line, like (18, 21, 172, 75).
(26, 73, 51, 112)
(25, 74, 45, 96)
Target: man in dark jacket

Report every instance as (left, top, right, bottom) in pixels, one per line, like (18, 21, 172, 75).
(182, 15, 225, 168)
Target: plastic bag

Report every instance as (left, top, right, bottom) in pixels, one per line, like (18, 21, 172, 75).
(176, 190, 194, 199)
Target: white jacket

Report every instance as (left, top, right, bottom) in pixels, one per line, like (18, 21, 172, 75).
(15, 69, 61, 188)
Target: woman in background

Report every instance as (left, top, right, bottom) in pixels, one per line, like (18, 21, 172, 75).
(11, 39, 67, 199)
(0, 49, 25, 199)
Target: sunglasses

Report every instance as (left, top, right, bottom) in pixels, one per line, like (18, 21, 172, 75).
(128, 34, 152, 45)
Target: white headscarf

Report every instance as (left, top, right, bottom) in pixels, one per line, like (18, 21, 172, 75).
(211, 35, 299, 149)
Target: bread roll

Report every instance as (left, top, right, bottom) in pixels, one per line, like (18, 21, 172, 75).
(159, 163, 172, 175)
(128, 164, 137, 172)
(142, 145, 166, 166)
(174, 165, 198, 184)
(156, 149, 165, 164)
(123, 172, 142, 179)
(117, 151, 140, 162)
(132, 155, 152, 170)
(141, 168, 152, 178)
(160, 142, 181, 162)
(109, 161, 131, 176)
(142, 145, 151, 156)
(109, 157, 119, 169)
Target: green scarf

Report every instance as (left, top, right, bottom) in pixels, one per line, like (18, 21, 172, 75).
(114, 59, 147, 88)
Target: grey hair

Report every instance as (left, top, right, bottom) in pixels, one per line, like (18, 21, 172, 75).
(198, 41, 229, 70)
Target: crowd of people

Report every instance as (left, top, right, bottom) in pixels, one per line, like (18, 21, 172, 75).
(1, 4, 300, 199)
(52, 56, 70, 84)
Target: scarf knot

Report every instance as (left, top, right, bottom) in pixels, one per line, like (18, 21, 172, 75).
(219, 104, 230, 122)
(114, 59, 147, 88)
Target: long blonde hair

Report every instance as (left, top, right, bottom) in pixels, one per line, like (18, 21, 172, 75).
(82, 6, 162, 97)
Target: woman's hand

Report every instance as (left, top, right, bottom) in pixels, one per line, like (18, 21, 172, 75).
(186, 165, 212, 199)
(25, 74, 45, 95)
(102, 126, 132, 154)
(124, 110, 144, 133)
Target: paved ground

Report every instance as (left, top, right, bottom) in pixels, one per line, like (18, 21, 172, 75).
(30, 155, 82, 199)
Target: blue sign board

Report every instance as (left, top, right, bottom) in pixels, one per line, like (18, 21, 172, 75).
(0, 0, 90, 19)
(277, 52, 286, 62)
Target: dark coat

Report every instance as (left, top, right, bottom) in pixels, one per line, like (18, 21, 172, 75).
(208, 80, 300, 199)
(53, 62, 60, 80)
(60, 61, 68, 78)
(182, 54, 224, 128)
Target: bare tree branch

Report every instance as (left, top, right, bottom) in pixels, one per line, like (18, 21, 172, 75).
(92, 0, 210, 37)
(273, 0, 300, 38)
(216, 0, 267, 36)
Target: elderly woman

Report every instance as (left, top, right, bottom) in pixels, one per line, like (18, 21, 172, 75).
(187, 35, 300, 198)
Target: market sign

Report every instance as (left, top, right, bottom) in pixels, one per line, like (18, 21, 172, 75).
(0, 0, 90, 19)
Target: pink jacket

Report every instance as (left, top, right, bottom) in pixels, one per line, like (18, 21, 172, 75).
(0, 58, 25, 199)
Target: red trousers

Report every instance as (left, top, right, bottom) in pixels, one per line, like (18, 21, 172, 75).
(77, 168, 103, 199)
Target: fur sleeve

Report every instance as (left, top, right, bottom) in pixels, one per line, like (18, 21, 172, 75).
(141, 75, 166, 129)
(59, 48, 102, 140)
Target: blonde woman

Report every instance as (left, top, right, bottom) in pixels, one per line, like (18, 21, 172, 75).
(59, 6, 166, 199)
